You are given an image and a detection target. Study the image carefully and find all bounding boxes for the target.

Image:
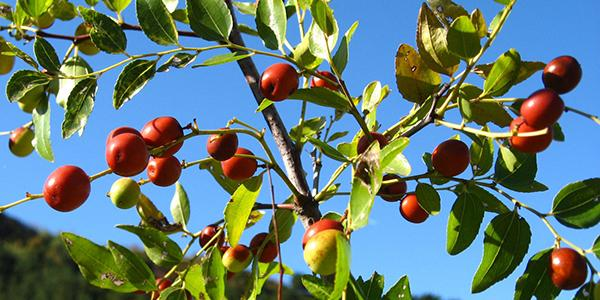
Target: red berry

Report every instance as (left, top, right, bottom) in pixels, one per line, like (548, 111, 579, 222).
(141, 117, 184, 157)
(207, 129, 239, 161)
(549, 248, 588, 290)
(543, 55, 582, 94)
(356, 132, 388, 154)
(378, 174, 407, 202)
(219, 245, 230, 254)
(152, 278, 173, 300)
(520, 89, 564, 129)
(509, 117, 553, 153)
(221, 147, 258, 181)
(106, 133, 149, 176)
(199, 225, 225, 248)
(105, 126, 142, 146)
(43, 165, 91, 212)
(400, 193, 428, 223)
(249, 232, 278, 263)
(302, 219, 344, 249)
(431, 140, 470, 177)
(311, 71, 338, 91)
(259, 63, 299, 101)
(147, 156, 181, 187)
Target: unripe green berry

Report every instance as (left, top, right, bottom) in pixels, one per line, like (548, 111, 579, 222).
(9, 127, 35, 157)
(109, 178, 141, 209)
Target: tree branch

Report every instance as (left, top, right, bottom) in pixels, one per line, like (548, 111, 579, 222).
(224, 0, 321, 227)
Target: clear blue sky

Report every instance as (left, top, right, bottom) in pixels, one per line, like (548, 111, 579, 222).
(1, 1, 599, 299)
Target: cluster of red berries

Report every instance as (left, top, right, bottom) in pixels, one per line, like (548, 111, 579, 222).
(197, 224, 278, 276)
(510, 56, 582, 153)
(206, 130, 257, 181)
(259, 63, 339, 102)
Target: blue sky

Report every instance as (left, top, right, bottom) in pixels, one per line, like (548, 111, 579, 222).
(1, 0, 599, 299)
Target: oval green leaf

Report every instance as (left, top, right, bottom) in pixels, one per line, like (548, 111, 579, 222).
(447, 15, 481, 59)
(416, 183, 440, 215)
(288, 87, 351, 112)
(446, 192, 484, 255)
(416, 3, 459, 76)
(394, 44, 441, 104)
(33, 37, 60, 73)
(61, 78, 97, 139)
(186, 0, 232, 41)
(32, 98, 54, 161)
(514, 248, 561, 300)
(113, 59, 157, 109)
(224, 175, 263, 246)
(551, 178, 600, 229)
(107, 241, 156, 292)
(117, 225, 183, 268)
(79, 8, 127, 53)
(170, 182, 190, 227)
(482, 49, 521, 97)
(57, 56, 93, 109)
(255, 0, 287, 50)
(136, 0, 179, 45)
(6, 70, 50, 102)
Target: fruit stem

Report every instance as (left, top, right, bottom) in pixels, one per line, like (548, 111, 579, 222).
(315, 161, 352, 202)
(564, 105, 600, 125)
(0, 193, 43, 213)
(89, 168, 112, 181)
(435, 119, 550, 138)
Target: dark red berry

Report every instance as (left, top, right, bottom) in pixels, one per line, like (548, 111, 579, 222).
(207, 129, 239, 161)
(259, 63, 299, 101)
(542, 55, 582, 94)
(43, 165, 91, 212)
(147, 156, 181, 187)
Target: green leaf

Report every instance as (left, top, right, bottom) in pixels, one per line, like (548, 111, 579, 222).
(117, 225, 183, 268)
(162, 0, 177, 12)
(332, 21, 358, 75)
(308, 20, 338, 61)
(383, 275, 412, 300)
(415, 183, 440, 215)
(329, 234, 351, 300)
(349, 144, 382, 231)
(292, 32, 322, 70)
(158, 287, 187, 300)
(57, 56, 92, 109)
(482, 49, 521, 97)
(552, 122, 565, 142)
(32, 98, 54, 162)
(255, 0, 287, 50)
(493, 146, 539, 192)
(33, 37, 60, 73)
(202, 247, 225, 300)
(465, 184, 510, 215)
(247, 261, 293, 298)
(183, 265, 209, 299)
(171, 8, 189, 24)
(380, 138, 411, 176)
(573, 282, 595, 300)
(328, 131, 348, 142)
(269, 196, 296, 243)
(288, 87, 351, 111)
(362, 81, 388, 129)
(416, 3, 459, 76)
(255, 98, 274, 112)
(422, 152, 449, 185)
(475, 61, 546, 86)
(470, 9, 487, 38)
(460, 100, 512, 128)
(514, 248, 561, 300)
(79, 8, 127, 53)
(471, 211, 531, 293)
(233, 1, 255, 15)
(170, 182, 190, 227)
(18, 0, 52, 17)
(224, 175, 263, 246)
(186, 0, 232, 41)
(157, 53, 197, 72)
(113, 59, 157, 109)
(494, 0, 510, 5)
(551, 178, 600, 229)
(302, 275, 333, 300)
(6, 70, 50, 102)
(307, 137, 348, 162)
(103, 0, 132, 12)
(446, 192, 484, 255)
(394, 44, 441, 104)
(136, 0, 179, 45)
(468, 127, 494, 176)
(290, 116, 326, 143)
(593, 235, 600, 260)
(61, 78, 97, 139)
(60, 232, 135, 293)
(310, 0, 335, 36)
(193, 51, 254, 67)
(426, 0, 468, 24)
(107, 241, 156, 291)
(199, 159, 241, 194)
(447, 15, 481, 59)
(2, 40, 39, 69)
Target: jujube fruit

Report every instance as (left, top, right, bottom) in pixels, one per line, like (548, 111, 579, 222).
(259, 63, 299, 101)
(141, 116, 184, 157)
(222, 244, 253, 273)
(0, 37, 15, 75)
(303, 229, 349, 276)
(249, 232, 278, 263)
(18, 86, 45, 114)
(151, 278, 173, 300)
(207, 129, 238, 161)
(356, 132, 388, 154)
(549, 247, 587, 290)
(520, 89, 564, 129)
(400, 193, 428, 223)
(311, 71, 338, 91)
(106, 133, 149, 176)
(302, 219, 344, 249)
(147, 156, 182, 187)
(221, 147, 258, 181)
(199, 225, 225, 248)
(9, 127, 35, 157)
(43, 165, 91, 212)
(109, 178, 140, 209)
(36, 12, 55, 29)
(431, 139, 470, 177)
(542, 55, 582, 94)
(509, 117, 553, 153)
(75, 23, 100, 56)
(106, 126, 142, 145)
(378, 174, 407, 202)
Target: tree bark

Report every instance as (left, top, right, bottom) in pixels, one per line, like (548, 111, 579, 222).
(224, 0, 321, 227)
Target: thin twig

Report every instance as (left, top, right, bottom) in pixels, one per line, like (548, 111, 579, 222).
(266, 167, 284, 300)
